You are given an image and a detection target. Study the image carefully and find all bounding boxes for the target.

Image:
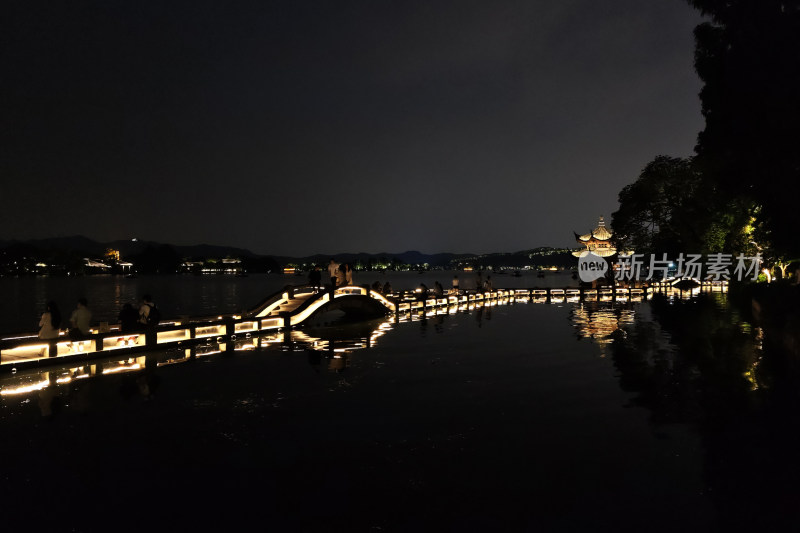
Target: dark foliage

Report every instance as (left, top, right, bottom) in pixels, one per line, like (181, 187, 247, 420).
(688, 0, 800, 256)
(611, 155, 748, 254)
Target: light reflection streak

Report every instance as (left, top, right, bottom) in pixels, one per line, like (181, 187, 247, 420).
(571, 303, 636, 348)
(0, 379, 49, 395)
(102, 363, 141, 374)
(2, 291, 717, 403)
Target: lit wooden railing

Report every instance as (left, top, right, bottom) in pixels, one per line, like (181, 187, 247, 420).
(1, 280, 726, 370)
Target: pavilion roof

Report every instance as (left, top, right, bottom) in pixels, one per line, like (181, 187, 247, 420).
(575, 216, 613, 242)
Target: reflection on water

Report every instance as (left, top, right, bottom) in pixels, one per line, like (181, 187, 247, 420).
(2, 292, 799, 530)
(0, 316, 395, 410)
(569, 293, 774, 428)
(570, 302, 636, 352)
(0, 274, 291, 335)
(0, 292, 772, 412)
(0, 298, 526, 406)
(576, 293, 800, 531)
(0, 270, 578, 335)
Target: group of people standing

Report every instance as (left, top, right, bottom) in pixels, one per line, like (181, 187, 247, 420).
(304, 265, 493, 298)
(371, 280, 393, 294)
(37, 295, 159, 340)
(474, 271, 493, 291)
(118, 294, 158, 333)
(418, 274, 490, 299)
(443, 273, 490, 294)
(307, 259, 354, 290)
(328, 259, 354, 287)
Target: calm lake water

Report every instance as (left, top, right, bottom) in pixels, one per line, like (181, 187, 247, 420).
(0, 270, 578, 335)
(1, 286, 798, 531)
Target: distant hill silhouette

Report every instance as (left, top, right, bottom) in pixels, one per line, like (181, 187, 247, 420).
(277, 250, 476, 267)
(0, 236, 576, 269)
(0, 236, 259, 260)
(0, 236, 107, 255)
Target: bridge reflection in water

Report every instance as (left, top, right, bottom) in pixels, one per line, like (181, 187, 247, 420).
(570, 302, 637, 355)
(3, 283, 793, 532)
(1, 280, 727, 370)
(0, 316, 395, 407)
(0, 287, 711, 408)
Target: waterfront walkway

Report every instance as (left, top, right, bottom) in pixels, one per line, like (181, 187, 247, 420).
(0, 281, 727, 370)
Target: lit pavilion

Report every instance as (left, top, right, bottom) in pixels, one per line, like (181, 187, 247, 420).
(573, 216, 617, 258)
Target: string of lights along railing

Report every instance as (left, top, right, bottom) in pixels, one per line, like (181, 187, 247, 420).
(0, 281, 727, 370)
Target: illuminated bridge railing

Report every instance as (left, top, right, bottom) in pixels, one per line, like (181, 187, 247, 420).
(0, 280, 726, 371)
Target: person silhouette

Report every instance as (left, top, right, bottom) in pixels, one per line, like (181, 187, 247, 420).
(118, 303, 139, 333)
(38, 301, 61, 340)
(308, 267, 322, 291)
(418, 283, 429, 301)
(433, 281, 444, 297)
(328, 259, 340, 288)
(68, 298, 92, 340)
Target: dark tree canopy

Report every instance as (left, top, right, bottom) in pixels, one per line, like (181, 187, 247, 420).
(611, 155, 743, 254)
(688, 0, 800, 256)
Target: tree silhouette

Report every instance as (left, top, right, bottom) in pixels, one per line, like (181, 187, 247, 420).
(611, 155, 745, 253)
(687, 0, 800, 256)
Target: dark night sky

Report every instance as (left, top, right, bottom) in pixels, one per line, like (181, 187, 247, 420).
(2, 1, 704, 257)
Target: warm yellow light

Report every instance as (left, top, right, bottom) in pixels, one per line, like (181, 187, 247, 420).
(102, 363, 141, 374)
(289, 293, 331, 325)
(1, 379, 50, 395)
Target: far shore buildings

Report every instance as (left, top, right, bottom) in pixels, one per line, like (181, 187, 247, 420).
(181, 257, 243, 274)
(83, 248, 133, 273)
(573, 216, 617, 258)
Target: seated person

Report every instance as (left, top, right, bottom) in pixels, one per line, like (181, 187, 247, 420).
(69, 298, 92, 340)
(433, 281, 444, 297)
(38, 301, 61, 340)
(118, 303, 140, 333)
(418, 283, 429, 301)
